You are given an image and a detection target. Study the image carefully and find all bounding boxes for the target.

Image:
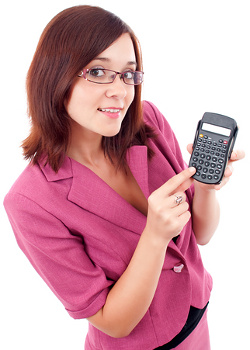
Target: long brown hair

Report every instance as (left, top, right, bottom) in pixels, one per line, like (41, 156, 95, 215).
(23, 5, 155, 172)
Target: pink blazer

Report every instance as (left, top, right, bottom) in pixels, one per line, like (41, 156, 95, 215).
(4, 101, 212, 349)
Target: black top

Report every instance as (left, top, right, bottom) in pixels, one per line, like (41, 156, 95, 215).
(154, 302, 209, 349)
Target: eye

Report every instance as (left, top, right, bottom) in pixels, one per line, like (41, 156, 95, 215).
(123, 71, 134, 80)
(89, 69, 106, 77)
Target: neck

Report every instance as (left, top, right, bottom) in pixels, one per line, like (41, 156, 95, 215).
(67, 121, 104, 167)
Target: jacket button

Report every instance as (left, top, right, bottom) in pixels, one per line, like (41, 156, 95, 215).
(173, 264, 184, 273)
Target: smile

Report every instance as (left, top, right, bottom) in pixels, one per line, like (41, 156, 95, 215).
(98, 108, 121, 113)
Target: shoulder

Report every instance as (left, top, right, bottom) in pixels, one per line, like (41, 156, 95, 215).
(5, 163, 45, 198)
(4, 157, 72, 210)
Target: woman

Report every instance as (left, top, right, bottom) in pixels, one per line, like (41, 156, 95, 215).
(4, 5, 244, 349)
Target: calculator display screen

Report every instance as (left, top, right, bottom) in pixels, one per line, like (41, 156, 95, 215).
(202, 123, 231, 137)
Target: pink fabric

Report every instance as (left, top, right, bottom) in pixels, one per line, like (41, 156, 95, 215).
(4, 101, 212, 349)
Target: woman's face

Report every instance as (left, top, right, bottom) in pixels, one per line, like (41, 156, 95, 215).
(66, 33, 136, 139)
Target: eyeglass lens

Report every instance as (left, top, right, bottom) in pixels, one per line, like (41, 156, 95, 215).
(85, 69, 143, 85)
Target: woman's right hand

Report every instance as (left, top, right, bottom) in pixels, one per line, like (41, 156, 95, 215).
(144, 167, 196, 246)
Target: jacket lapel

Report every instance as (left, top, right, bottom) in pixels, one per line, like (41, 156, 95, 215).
(67, 146, 149, 235)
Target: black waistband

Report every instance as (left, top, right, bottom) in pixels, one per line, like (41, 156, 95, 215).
(154, 302, 209, 350)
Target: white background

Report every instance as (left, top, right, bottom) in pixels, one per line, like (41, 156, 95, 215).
(1, 0, 249, 349)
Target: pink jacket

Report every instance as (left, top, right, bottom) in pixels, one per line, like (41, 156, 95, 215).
(4, 101, 212, 349)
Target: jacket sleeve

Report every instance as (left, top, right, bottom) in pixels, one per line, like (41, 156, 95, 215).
(4, 191, 114, 319)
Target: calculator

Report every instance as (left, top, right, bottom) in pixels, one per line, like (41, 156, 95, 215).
(189, 112, 238, 184)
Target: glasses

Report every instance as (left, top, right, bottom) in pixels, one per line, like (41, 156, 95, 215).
(78, 68, 144, 85)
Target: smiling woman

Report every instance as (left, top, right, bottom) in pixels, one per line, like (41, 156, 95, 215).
(22, 6, 154, 173)
(3, 4, 245, 350)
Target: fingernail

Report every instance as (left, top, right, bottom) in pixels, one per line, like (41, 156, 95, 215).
(189, 167, 196, 173)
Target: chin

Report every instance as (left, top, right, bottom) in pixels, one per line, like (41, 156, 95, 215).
(102, 126, 122, 138)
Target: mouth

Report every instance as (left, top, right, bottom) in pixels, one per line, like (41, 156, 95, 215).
(98, 108, 122, 113)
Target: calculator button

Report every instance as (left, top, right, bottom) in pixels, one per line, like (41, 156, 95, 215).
(199, 160, 204, 164)
(215, 170, 220, 174)
(219, 139, 223, 143)
(198, 138, 203, 142)
(214, 175, 219, 180)
(217, 164, 222, 169)
(212, 157, 217, 162)
(211, 163, 216, 168)
(192, 163, 197, 167)
(194, 151, 199, 156)
(206, 155, 211, 160)
(213, 142, 217, 146)
(218, 159, 224, 164)
(193, 157, 198, 162)
(197, 165, 202, 170)
(201, 174, 206, 179)
(196, 171, 201, 176)
(205, 161, 210, 167)
(203, 168, 208, 173)
(223, 140, 228, 144)
(207, 175, 212, 180)
(209, 169, 214, 174)
(204, 135, 208, 139)
(200, 153, 205, 158)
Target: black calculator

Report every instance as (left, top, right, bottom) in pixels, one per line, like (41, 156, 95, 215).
(189, 112, 238, 184)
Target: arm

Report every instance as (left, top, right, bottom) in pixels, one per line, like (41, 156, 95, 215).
(191, 184, 220, 245)
(188, 146, 245, 245)
(87, 167, 196, 338)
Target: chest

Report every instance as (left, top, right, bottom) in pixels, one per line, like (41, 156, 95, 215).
(94, 165, 148, 217)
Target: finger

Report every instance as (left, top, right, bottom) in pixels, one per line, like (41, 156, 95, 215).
(175, 210, 192, 233)
(170, 192, 187, 208)
(224, 164, 234, 177)
(186, 144, 193, 155)
(173, 177, 194, 195)
(214, 176, 230, 190)
(161, 167, 196, 196)
(230, 149, 245, 161)
(172, 201, 189, 216)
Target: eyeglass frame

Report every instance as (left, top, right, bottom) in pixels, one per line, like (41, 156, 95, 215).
(78, 68, 144, 85)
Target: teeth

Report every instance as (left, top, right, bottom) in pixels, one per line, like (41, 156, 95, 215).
(99, 108, 120, 113)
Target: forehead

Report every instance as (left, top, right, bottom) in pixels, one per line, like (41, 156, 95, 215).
(89, 33, 136, 68)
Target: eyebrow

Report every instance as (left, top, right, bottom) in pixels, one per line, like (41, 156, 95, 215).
(93, 57, 137, 67)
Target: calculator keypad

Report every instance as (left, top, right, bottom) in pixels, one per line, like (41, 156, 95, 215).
(190, 133, 229, 184)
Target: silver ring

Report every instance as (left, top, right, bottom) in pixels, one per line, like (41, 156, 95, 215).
(175, 195, 183, 205)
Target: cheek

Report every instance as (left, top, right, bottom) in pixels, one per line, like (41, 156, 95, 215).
(126, 86, 135, 105)
(66, 85, 88, 120)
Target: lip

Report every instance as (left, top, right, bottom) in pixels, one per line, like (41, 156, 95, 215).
(98, 107, 123, 119)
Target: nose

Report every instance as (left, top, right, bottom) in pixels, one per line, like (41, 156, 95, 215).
(105, 75, 128, 99)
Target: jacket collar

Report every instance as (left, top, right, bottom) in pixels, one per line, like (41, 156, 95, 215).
(39, 156, 73, 182)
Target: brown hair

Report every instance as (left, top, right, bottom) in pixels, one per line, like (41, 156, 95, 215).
(23, 5, 155, 172)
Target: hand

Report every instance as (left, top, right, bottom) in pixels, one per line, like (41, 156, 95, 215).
(144, 167, 196, 246)
(187, 144, 245, 191)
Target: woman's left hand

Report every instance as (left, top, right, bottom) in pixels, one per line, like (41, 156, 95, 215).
(187, 144, 245, 191)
